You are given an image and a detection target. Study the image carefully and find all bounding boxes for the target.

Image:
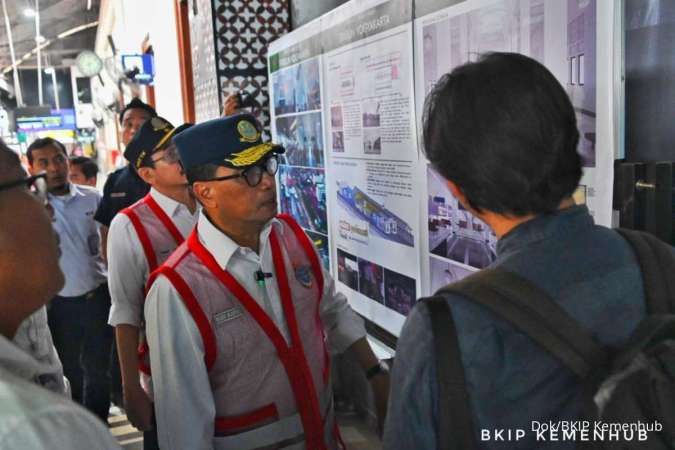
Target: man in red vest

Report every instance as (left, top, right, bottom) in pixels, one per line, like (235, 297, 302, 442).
(107, 117, 197, 449)
(145, 113, 389, 449)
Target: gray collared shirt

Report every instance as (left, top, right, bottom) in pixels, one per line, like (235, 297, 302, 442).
(49, 183, 107, 297)
(384, 206, 665, 449)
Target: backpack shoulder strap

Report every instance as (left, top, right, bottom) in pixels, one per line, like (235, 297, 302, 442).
(615, 228, 675, 314)
(423, 296, 478, 450)
(437, 268, 605, 379)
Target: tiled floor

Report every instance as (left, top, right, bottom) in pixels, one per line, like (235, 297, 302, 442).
(108, 406, 382, 450)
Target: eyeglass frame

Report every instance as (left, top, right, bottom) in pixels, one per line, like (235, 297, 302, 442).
(149, 143, 181, 166)
(0, 172, 49, 205)
(198, 154, 279, 188)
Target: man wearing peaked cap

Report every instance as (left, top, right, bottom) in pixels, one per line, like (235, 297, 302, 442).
(145, 113, 390, 449)
(107, 116, 197, 450)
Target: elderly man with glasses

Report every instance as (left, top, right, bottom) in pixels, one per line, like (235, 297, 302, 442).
(144, 113, 389, 450)
(106, 117, 196, 450)
(0, 140, 120, 449)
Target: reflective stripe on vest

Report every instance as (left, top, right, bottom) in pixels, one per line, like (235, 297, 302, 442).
(213, 388, 335, 450)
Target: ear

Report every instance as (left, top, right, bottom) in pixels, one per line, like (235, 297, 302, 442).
(192, 181, 217, 209)
(446, 180, 468, 206)
(136, 166, 155, 185)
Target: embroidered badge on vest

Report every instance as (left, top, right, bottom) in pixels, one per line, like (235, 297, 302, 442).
(214, 307, 243, 325)
(294, 265, 313, 288)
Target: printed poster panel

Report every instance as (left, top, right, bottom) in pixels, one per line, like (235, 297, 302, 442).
(323, 0, 420, 335)
(269, 20, 332, 271)
(414, 0, 616, 295)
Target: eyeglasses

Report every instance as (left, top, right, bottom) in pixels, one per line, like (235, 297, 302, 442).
(0, 172, 48, 205)
(150, 144, 181, 165)
(204, 155, 279, 188)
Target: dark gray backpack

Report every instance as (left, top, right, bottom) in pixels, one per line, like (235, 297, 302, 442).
(426, 229, 675, 450)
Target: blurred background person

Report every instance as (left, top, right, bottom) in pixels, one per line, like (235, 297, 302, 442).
(27, 137, 112, 423)
(69, 156, 100, 188)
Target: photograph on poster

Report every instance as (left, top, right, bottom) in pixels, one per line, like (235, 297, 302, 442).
(429, 256, 476, 295)
(420, 0, 596, 167)
(331, 105, 343, 128)
(272, 58, 322, 116)
(306, 230, 330, 270)
(336, 181, 414, 247)
(358, 258, 385, 304)
(337, 248, 359, 291)
(362, 100, 381, 127)
(363, 128, 382, 155)
(332, 131, 345, 152)
(279, 166, 328, 235)
(276, 113, 324, 167)
(384, 268, 417, 316)
(427, 166, 497, 269)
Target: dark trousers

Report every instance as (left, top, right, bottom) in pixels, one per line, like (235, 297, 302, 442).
(144, 411, 160, 450)
(48, 283, 114, 422)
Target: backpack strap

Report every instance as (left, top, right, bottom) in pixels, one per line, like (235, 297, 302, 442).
(423, 297, 478, 450)
(615, 228, 675, 314)
(437, 268, 605, 379)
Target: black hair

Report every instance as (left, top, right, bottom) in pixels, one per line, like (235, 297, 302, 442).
(185, 163, 220, 185)
(26, 137, 68, 165)
(119, 97, 157, 125)
(0, 139, 21, 181)
(423, 52, 582, 216)
(69, 156, 99, 179)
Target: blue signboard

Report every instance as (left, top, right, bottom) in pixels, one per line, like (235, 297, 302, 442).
(16, 109, 76, 132)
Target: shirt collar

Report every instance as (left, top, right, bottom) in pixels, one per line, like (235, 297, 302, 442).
(196, 210, 278, 270)
(0, 334, 53, 382)
(149, 187, 189, 218)
(47, 182, 84, 202)
(496, 205, 595, 257)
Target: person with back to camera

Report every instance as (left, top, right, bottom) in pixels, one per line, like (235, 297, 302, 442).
(384, 52, 675, 449)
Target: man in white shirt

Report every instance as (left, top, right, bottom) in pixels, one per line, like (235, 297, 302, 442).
(0, 139, 120, 449)
(145, 114, 390, 450)
(107, 117, 197, 448)
(27, 137, 112, 422)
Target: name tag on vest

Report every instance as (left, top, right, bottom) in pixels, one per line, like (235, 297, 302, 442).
(214, 307, 243, 325)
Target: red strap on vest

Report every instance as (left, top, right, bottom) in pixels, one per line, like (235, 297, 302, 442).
(120, 193, 186, 272)
(269, 230, 326, 448)
(276, 214, 331, 383)
(187, 229, 327, 450)
(214, 403, 279, 436)
(276, 214, 324, 303)
(143, 194, 184, 245)
(121, 207, 158, 272)
(152, 264, 218, 370)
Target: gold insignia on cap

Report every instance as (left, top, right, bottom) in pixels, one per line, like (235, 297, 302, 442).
(136, 150, 147, 169)
(237, 120, 260, 143)
(225, 143, 275, 167)
(151, 117, 171, 131)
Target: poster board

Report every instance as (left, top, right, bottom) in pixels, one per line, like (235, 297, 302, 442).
(268, 0, 617, 338)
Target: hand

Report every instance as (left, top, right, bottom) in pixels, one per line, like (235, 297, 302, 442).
(222, 94, 240, 117)
(370, 372, 390, 437)
(123, 384, 153, 431)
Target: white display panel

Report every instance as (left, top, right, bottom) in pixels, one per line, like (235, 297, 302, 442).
(268, 0, 617, 338)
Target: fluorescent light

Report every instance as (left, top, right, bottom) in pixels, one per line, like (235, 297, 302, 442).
(87, 0, 91, 10)
(44, 67, 54, 74)
(23, 8, 36, 17)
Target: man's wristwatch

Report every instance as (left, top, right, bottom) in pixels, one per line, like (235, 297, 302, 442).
(366, 360, 390, 380)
